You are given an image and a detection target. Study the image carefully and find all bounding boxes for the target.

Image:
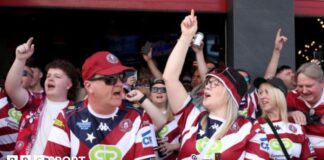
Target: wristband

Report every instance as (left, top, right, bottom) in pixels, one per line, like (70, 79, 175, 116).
(138, 95, 147, 104)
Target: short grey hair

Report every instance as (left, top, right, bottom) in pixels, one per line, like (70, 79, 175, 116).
(297, 62, 324, 82)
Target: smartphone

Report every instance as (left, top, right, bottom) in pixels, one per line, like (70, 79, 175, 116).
(125, 71, 137, 79)
(141, 41, 152, 55)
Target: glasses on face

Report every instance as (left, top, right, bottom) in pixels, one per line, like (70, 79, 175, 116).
(151, 87, 167, 93)
(90, 73, 125, 85)
(204, 77, 222, 88)
(243, 76, 250, 82)
(22, 70, 33, 78)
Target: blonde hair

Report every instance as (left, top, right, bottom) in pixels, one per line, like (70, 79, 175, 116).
(201, 90, 239, 140)
(260, 83, 288, 123)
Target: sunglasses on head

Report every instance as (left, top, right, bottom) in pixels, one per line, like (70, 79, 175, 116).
(22, 70, 33, 78)
(151, 87, 167, 93)
(89, 73, 125, 85)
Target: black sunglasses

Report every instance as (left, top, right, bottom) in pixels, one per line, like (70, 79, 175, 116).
(90, 73, 125, 85)
(151, 87, 167, 93)
(22, 70, 33, 78)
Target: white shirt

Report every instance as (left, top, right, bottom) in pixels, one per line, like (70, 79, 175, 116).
(30, 98, 69, 155)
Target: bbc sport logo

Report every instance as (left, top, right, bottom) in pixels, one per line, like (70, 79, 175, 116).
(7, 155, 86, 160)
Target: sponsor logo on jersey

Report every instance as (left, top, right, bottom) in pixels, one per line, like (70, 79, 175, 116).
(67, 105, 75, 110)
(97, 122, 111, 132)
(7, 155, 86, 160)
(8, 107, 22, 123)
(269, 138, 293, 151)
(77, 118, 91, 130)
(158, 126, 169, 137)
(274, 125, 281, 131)
(15, 141, 25, 151)
(89, 144, 122, 160)
(141, 128, 153, 147)
(230, 122, 239, 133)
(54, 119, 64, 128)
(260, 137, 269, 151)
(288, 124, 297, 133)
(196, 137, 222, 158)
(119, 119, 132, 132)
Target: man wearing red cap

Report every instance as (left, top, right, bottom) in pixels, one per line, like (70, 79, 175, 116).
(44, 51, 156, 159)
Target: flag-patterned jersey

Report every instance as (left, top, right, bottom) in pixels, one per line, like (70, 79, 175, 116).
(257, 118, 316, 159)
(287, 90, 324, 158)
(157, 115, 181, 160)
(175, 96, 269, 160)
(0, 88, 21, 158)
(239, 91, 261, 120)
(44, 100, 155, 160)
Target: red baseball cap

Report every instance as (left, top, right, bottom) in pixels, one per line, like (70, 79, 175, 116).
(82, 51, 135, 81)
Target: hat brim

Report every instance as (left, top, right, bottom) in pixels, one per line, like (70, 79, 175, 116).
(96, 64, 135, 76)
(253, 77, 267, 89)
(253, 77, 288, 96)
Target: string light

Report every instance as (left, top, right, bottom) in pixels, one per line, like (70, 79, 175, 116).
(297, 18, 323, 63)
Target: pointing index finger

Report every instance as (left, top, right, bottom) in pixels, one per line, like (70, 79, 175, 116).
(191, 9, 195, 17)
(26, 37, 34, 47)
(276, 28, 282, 37)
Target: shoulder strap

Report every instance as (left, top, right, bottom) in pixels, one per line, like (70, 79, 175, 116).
(265, 118, 290, 160)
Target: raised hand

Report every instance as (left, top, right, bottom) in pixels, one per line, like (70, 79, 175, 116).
(142, 48, 153, 62)
(16, 37, 34, 61)
(181, 9, 198, 38)
(274, 28, 288, 52)
(192, 41, 204, 54)
(125, 90, 144, 102)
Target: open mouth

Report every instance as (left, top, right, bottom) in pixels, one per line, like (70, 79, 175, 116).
(156, 95, 163, 99)
(47, 84, 55, 89)
(113, 90, 121, 96)
(204, 92, 211, 98)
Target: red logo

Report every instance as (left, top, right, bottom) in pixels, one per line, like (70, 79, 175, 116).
(119, 119, 133, 132)
(288, 124, 297, 133)
(15, 141, 24, 151)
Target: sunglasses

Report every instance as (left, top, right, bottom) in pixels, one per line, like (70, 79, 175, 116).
(22, 70, 33, 78)
(151, 87, 167, 93)
(89, 73, 125, 85)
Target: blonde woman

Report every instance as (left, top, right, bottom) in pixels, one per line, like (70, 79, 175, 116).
(255, 77, 316, 159)
(163, 10, 268, 159)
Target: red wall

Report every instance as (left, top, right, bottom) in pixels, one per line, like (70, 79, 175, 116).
(0, 0, 227, 13)
(1, 0, 324, 16)
(295, 0, 324, 17)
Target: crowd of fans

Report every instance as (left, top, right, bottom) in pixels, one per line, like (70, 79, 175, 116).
(0, 9, 323, 160)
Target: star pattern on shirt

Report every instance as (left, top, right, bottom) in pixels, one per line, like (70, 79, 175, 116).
(210, 123, 220, 130)
(111, 114, 118, 120)
(198, 129, 206, 136)
(86, 132, 96, 143)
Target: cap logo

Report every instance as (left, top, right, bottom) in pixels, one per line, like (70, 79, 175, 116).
(106, 54, 119, 64)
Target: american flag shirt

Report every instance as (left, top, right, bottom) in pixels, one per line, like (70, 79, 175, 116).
(44, 100, 155, 160)
(175, 96, 269, 160)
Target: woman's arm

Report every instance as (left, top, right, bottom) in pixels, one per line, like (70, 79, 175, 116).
(163, 10, 198, 114)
